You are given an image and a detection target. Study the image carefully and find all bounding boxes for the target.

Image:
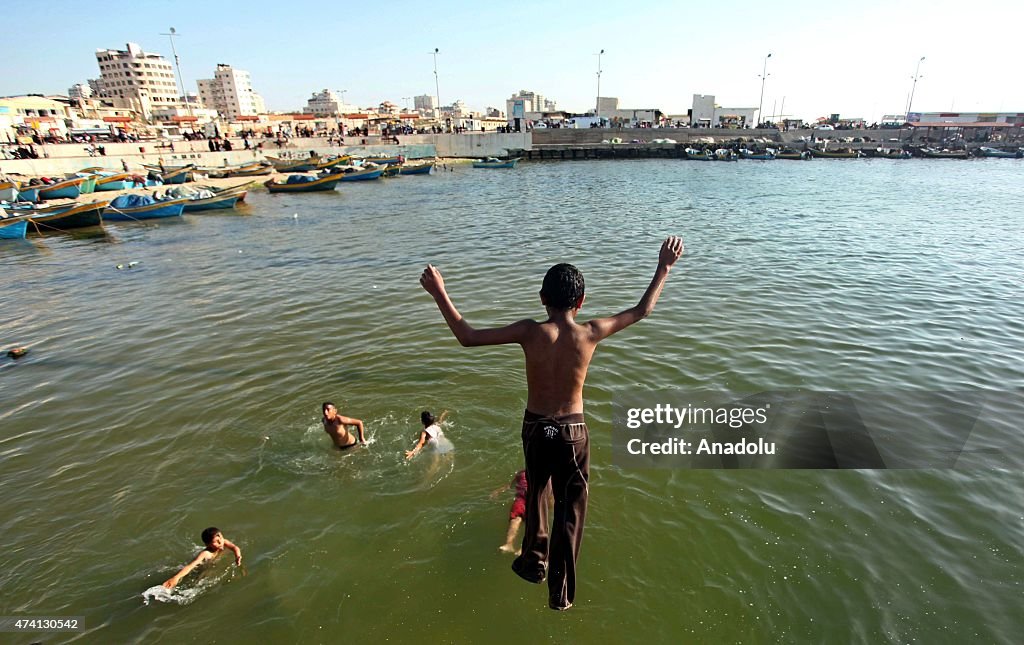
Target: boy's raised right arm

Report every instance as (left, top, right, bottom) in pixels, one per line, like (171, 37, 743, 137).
(420, 264, 531, 347)
(587, 236, 684, 342)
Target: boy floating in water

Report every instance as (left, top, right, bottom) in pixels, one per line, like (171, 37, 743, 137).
(419, 236, 683, 610)
(406, 410, 451, 459)
(162, 527, 242, 589)
(322, 401, 366, 450)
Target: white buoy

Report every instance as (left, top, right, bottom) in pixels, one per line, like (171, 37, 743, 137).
(293, 213, 298, 219)
(116, 264, 124, 270)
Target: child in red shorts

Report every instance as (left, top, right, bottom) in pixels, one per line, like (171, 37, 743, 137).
(491, 470, 528, 554)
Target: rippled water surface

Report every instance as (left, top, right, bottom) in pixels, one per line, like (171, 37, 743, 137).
(2, 159, 1023, 643)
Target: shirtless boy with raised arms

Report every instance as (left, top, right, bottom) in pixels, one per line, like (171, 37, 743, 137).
(420, 236, 684, 610)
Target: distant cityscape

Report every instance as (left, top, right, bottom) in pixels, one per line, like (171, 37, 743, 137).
(2, 40, 1022, 147)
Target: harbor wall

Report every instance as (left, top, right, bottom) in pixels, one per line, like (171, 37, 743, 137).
(0, 133, 529, 176)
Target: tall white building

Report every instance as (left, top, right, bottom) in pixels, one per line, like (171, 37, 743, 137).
(196, 64, 265, 120)
(94, 42, 180, 119)
(506, 90, 556, 119)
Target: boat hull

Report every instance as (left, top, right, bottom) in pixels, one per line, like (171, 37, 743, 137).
(337, 168, 385, 181)
(0, 217, 29, 239)
(38, 178, 85, 200)
(399, 163, 435, 175)
(29, 201, 107, 231)
(264, 175, 341, 192)
(183, 194, 240, 211)
(104, 199, 187, 220)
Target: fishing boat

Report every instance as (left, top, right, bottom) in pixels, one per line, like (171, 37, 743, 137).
(27, 199, 109, 231)
(103, 195, 188, 221)
(362, 155, 403, 166)
(775, 149, 812, 160)
(975, 147, 1022, 159)
(16, 186, 39, 202)
(72, 174, 98, 194)
(194, 182, 256, 203)
(0, 179, 18, 202)
(810, 148, 863, 159)
(95, 172, 135, 191)
(919, 147, 969, 159)
(0, 212, 29, 239)
(330, 165, 385, 181)
(399, 161, 435, 175)
(472, 157, 520, 168)
(713, 148, 738, 161)
(38, 176, 86, 200)
(158, 186, 241, 212)
(684, 148, 713, 161)
(160, 165, 195, 184)
(739, 149, 776, 160)
(265, 156, 324, 173)
(868, 148, 912, 159)
(183, 193, 240, 211)
(383, 164, 401, 177)
(315, 156, 351, 171)
(264, 174, 342, 193)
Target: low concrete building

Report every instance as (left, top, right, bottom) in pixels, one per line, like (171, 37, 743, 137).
(691, 94, 757, 128)
(908, 111, 1023, 125)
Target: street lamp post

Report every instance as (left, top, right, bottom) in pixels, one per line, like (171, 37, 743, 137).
(757, 52, 772, 129)
(905, 56, 926, 120)
(402, 96, 412, 112)
(595, 49, 605, 123)
(430, 48, 441, 129)
(160, 27, 194, 121)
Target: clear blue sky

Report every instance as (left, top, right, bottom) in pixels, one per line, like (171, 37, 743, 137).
(3, 0, 1021, 122)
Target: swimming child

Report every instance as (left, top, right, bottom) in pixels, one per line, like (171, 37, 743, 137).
(322, 401, 366, 450)
(492, 469, 529, 554)
(162, 527, 242, 589)
(406, 410, 450, 459)
(420, 236, 684, 610)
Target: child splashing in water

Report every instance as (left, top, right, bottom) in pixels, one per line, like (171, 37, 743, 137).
(406, 410, 452, 459)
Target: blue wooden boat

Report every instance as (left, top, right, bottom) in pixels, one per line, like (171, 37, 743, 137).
(332, 166, 385, 181)
(38, 176, 86, 200)
(0, 213, 29, 239)
(399, 162, 435, 175)
(182, 193, 240, 212)
(161, 166, 195, 184)
(472, 157, 520, 168)
(104, 196, 188, 221)
(95, 172, 134, 191)
(16, 186, 39, 202)
(739, 148, 776, 160)
(264, 174, 342, 193)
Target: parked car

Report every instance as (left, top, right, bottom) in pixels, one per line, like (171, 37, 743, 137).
(814, 124, 835, 131)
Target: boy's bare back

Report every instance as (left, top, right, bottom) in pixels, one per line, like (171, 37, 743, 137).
(420, 236, 683, 416)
